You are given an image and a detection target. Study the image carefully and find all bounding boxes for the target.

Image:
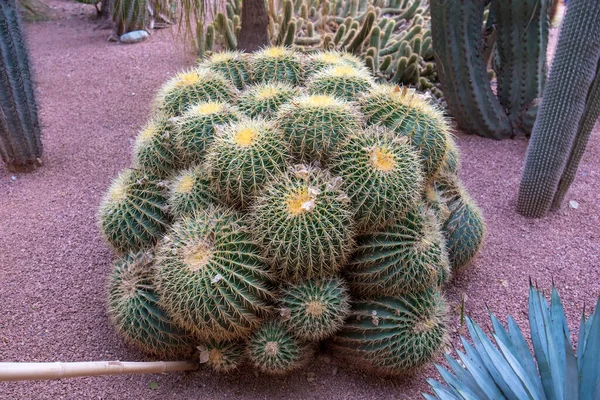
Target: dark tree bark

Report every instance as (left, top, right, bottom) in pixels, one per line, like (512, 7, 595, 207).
(99, 0, 114, 20)
(237, 0, 269, 52)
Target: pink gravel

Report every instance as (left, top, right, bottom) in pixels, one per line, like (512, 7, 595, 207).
(1, 2, 599, 399)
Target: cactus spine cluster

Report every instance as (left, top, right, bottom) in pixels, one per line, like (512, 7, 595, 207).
(518, 0, 600, 217)
(430, 0, 549, 139)
(100, 47, 485, 376)
(0, 0, 42, 172)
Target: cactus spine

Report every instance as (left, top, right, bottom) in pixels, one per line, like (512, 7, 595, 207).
(0, 0, 42, 172)
(517, 0, 600, 217)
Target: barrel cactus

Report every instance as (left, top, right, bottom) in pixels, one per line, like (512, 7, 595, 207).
(99, 47, 484, 377)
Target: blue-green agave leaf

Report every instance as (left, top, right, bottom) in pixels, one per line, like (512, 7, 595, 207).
(563, 328, 579, 400)
(427, 378, 464, 400)
(576, 310, 587, 372)
(466, 317, 524, 399)
(579, 295, 600, 399)
(444, 353, 489, 399)
(543, 287, 566, 400)
(529, 284, 557, 399)
(506, 316, 545, 396)
(458, 338, 505, 399)
(435, 363, 482, 400)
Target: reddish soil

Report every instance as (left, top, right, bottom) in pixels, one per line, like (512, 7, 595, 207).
(1, 2, 598, 399)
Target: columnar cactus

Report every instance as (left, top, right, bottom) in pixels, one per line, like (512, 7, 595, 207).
(517, 0, 600, 217)
(100, 47, 484, 377)
(0, 0, 42, 172)
(431, 0, 549, 139)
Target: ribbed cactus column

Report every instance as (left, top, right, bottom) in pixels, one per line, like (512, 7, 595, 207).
(517, 0, 600, 217)
(0, 0, 42, 172)
(552, 63, 600, 209)
(430, 0, 512, 139)
(492, 0, 548, 134)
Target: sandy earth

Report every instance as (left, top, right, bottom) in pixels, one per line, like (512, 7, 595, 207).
(0, 2, 598, 399)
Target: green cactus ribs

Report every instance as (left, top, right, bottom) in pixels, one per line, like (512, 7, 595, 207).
(154, 69, 235, 118)
(132, 117, 178, 177)
(167, 165, 221, 218)
(98, 169, 170, 254)
(108, 250, 193, 358)
(206, 118, 289, 209)
(251, 47, 304, 85)
(280, 277, 351, 341)
(251, 165, 355, 282)
(247, 320, 313, 375)
(277, 94, 362, 163)
(198, 339, 245, 373)
(155, 206, 274, 341)
(360, 85, 450, 179)
(332, 289, 448, 375)
(173, 101, 240, 166)
(237, 82, 300, 118)
(330, 125, 423, 232)
(307, 64, 375, 101)
(201, 51, 252, 90)
(346, 202, 450, 298)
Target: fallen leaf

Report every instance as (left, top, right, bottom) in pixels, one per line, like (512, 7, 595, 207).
(148, 381, 159, 390)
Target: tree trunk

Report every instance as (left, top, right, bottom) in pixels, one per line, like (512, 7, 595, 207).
(238, 0, 269, 52)
(99, 0, 114, 20)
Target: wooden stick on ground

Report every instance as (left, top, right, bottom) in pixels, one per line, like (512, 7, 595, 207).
(0, 361, 199, 382)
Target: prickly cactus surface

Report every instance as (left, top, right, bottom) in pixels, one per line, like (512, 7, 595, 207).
(100, 47, 484, 377)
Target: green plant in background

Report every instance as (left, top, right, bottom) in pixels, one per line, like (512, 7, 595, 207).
(517, 0, 600, 217)
(99, 48, 486, 376)
(198, 0, 442, 95)
(425, 284, 600, 400)
(0, 0, 43, 172)
(430, 0, 548, 139)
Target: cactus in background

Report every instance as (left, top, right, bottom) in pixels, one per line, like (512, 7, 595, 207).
(330, 126, 424, 232)
(332, 289, 448, 375)
(280, 277, 351, 341)
(276, 94, 362, 163)
(113, 0, 147, 36)
(518, 0, 600, 217)
(99, 169, 170, 254)
(154, 69, 235, 118)
(251, 165, 355, 282)
(247, 320, 313, 375)
(155, 206, 274, 341)
(167, 165, 220, 218)
(0, 0, 42, 172)
(345, 203, 450, 297)
(196, 0, 442, 94)
(108, 250, 193, 357)
(492, 0, 548, 132)
(430, 0, 549, 139)
(205, 118, 289, 209)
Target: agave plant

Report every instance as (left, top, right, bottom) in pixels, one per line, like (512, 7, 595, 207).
(425, 283, 600, 400)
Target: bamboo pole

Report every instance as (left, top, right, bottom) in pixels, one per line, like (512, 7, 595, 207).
(0, 360, 199, 382)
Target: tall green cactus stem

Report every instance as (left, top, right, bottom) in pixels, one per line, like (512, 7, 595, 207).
(430, 0, 512, 139)
(492, 0, 548, 134)
(108, 250, 193, 358)
(517, 0, 600, 217)
(113, 0, 147, 36)
(155, 206, 274, 341)
(0, 0, 42, 172)
(552, 63, 600, 209)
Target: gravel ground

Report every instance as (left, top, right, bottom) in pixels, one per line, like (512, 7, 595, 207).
(1, 2, 598, 399)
